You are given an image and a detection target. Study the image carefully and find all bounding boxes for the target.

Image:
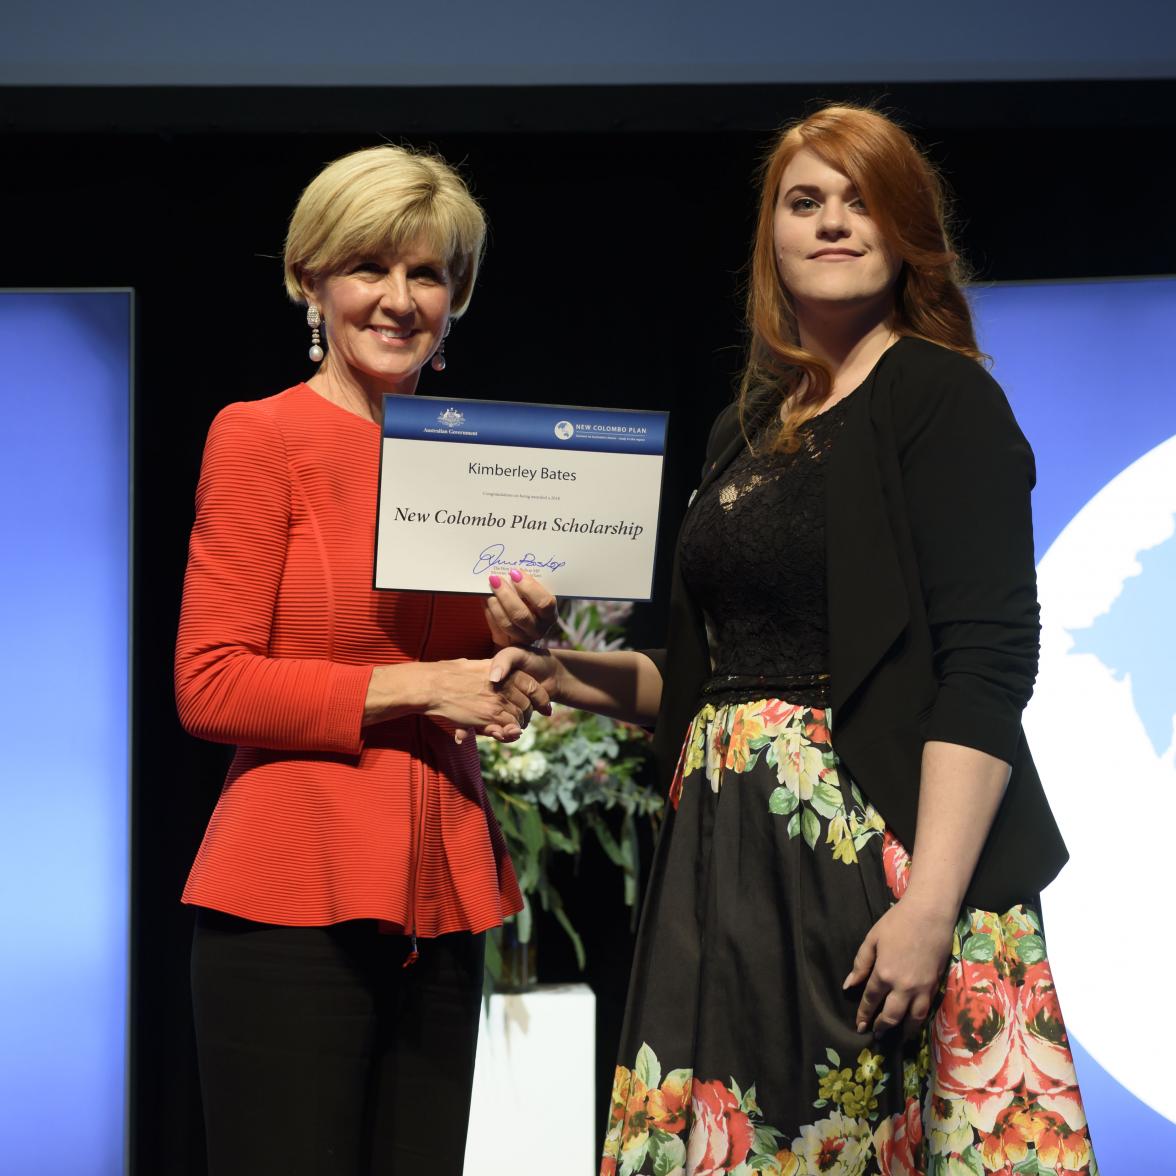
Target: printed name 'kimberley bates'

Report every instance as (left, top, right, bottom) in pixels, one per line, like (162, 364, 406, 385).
(468, 461, 577, 481)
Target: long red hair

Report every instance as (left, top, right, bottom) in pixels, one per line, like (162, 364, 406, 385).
(740, 105, 982, 449)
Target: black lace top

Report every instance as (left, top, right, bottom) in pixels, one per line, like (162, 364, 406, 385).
(678, 397, 853, 708)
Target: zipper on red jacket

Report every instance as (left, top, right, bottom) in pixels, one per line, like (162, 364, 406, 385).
(403, 593, 437, 968)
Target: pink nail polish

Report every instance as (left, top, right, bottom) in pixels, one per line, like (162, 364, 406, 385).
(488, 574, 502, 589)
(509, 568, 523, 583)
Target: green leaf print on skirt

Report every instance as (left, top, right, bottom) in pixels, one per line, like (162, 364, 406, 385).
(672, 698, 886, 865)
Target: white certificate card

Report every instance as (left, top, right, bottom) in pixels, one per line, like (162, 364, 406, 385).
(375, 395, 669, 599)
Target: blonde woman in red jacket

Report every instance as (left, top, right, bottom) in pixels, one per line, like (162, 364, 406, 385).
(175, 144, 551, 1176)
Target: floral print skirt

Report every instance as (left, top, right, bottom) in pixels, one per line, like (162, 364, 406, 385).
(601, 699, 1097, 1176)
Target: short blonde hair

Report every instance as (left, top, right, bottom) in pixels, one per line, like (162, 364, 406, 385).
(283, 144, 487, 317)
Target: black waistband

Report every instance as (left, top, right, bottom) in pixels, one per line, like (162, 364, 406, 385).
(697, 671, 830, 709)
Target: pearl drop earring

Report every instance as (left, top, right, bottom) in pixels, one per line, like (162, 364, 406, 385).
(431, 320, 451, 372)
(307, 306, 324, 363)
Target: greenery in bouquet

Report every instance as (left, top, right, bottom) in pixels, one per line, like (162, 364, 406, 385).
(478, 599, 663, 983)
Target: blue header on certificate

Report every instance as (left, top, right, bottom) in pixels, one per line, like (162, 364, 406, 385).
(383, 394, 668, 455)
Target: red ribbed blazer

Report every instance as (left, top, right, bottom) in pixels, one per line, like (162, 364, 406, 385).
(176, 384, 522, 934)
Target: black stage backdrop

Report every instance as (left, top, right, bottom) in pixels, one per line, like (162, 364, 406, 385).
(2, 80, 1173, 1175)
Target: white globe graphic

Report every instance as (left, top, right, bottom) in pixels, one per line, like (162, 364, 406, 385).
(554, 420, 574, 441)
(1027, 432, 1176, 1126)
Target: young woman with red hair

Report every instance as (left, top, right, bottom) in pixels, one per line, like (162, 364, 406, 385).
(488, 105, 1096, 1174)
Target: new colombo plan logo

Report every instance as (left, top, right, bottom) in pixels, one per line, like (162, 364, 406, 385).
(553, 420, 574, 441)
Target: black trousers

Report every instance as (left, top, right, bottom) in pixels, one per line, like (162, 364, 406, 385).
(191, 909, 484, 1176)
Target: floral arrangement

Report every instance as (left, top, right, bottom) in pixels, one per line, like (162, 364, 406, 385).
(478, 599, 662, 983)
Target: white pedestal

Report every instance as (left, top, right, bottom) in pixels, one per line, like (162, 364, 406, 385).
(464, 983, 597, 1175)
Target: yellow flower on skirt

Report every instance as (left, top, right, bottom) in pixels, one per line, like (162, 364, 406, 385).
(724, 700, 767, 773)
(772, 726, 823, 800)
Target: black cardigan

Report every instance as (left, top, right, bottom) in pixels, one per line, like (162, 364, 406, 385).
(645, 336, 1067, 911)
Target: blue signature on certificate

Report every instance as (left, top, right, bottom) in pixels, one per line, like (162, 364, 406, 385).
(473, 543, 567, 575)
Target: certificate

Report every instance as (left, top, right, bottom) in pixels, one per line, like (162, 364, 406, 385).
(374, 395, 669, 600)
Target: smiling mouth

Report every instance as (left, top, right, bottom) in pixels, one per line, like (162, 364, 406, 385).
(371, 326, 415, 340)
(810, 250, 862, 260)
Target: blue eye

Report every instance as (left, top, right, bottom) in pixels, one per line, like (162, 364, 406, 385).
(792, 197, 819, 212)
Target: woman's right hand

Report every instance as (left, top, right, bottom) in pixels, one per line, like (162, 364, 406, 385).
(452, 646, 564, 745)
(364, 658, 551, 737)
(488, 644, 563, 696)
(423, 657, 552, 736)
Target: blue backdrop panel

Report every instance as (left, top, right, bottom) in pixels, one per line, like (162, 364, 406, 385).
(973, 277, 1176, 1172)
(0, 292, 131, 1175)
(2, 0, 1173, 85)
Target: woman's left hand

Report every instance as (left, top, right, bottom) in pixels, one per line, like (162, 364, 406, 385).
(843, 894, 956, 1037)
(484, 568, 557, 647)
